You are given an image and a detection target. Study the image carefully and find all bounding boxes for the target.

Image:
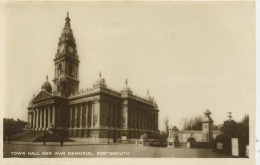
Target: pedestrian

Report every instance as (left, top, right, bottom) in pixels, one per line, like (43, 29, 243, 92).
(60, 136, 64, 147)
(43, 131, 46, 145)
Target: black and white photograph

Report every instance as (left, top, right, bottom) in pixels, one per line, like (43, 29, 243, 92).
(0, 0, 257, 164)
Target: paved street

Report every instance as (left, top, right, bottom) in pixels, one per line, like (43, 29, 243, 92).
(4, 142, 231, 158)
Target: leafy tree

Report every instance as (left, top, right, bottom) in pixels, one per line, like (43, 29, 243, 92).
(237, 114, 249, 144)
(220, 114, 249, 141)
(220, 119, 239, 137)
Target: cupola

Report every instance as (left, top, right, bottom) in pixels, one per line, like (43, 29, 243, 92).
(41, 75, 52, 93)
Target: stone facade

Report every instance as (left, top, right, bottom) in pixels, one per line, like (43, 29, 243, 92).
(27, 13, 159, 142)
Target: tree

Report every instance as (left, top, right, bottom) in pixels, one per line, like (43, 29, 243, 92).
(180, 116, 203, 131)
(163, 117, 169, 137)
(180, 118, 188, 130)
(219, 114, 249, 157)
(220, 114, 249, 140)
(237, 114, 249, 144)
(220, 119, 238, 137)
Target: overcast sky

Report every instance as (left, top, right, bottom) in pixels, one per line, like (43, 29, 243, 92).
(2, 1, 255, 130)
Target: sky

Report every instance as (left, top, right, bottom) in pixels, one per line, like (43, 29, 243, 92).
(1, 1, 255, 130)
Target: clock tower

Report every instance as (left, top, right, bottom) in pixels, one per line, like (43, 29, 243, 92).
(53, 12, 80, 97)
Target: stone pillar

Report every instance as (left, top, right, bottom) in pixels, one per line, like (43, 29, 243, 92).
(30, 112, 33, 128)
(91, 102, 94, 127)
(85, 103, 88, 128)
(34, 110, 36, 129)
(52, 106, 55, 126)
(32, 110, 35, 129)
(38, 109, 41, 129)
(96, 100, 100, 127)
(48, 107, 51, 128)
(41, 108, 43, 129)
(42, 108, 44, 129)
(202, 110, 213, 142)
(43, 108, 46, 129)
(69, 106, 73, 128)
(80, 104, 83, 128)
(36, 109, 38, 129)
(122, 101, 128, 129)
(74, 105, 77, 128)
(28, 112, 30, 127)
(39, 108, 42, 130)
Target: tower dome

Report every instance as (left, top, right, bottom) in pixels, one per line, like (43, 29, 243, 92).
(60, 12, 74, 39)
(41, 75, 52, 93)
(93, 72, 107, 88)
(121, 78, 132, 94)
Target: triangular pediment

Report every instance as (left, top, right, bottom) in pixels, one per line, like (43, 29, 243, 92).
(32, 91, 53, 103)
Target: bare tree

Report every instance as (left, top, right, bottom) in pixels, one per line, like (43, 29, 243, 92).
(180, 118, 188, 130)
(163, 116, 169, 137)
(179, 116, 203, 131)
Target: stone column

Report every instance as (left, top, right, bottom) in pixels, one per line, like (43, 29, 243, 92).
(91, 102, 94, 127)
(30, 112, 33, 128)
(52, 106, 55, 126)
(85, 103, 88, 128)
(28, 112, 31, 127)
(34, 110, 36, 129)
(96, 100, 100, 127)
(37, 109, 40, 130)
(43, 108, 46, 129)
(74, 105, 77, 128)
(149, 112, 151, 130)
(80, 104, 83, 128)
(41, 108, 44, 129)
(39, 108, 42, 130)
(36, 109, 38, 129)
(48, 107, 51, 128)
(38, 109, 41, 129)
(69, 106, 73, 128)
(32, 110, 35, 129)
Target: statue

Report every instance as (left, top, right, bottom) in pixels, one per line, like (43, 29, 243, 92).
(49, 122, 54, 134)
(140, 133, 147, 140)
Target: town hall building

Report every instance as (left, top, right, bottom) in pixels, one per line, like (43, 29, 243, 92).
(26, 13, 159, 142)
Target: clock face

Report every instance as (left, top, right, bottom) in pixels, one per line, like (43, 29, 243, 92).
(59, 45, 65, 54)
(68, 46, 74, 54)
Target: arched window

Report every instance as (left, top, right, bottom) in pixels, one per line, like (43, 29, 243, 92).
(57, 85, 60, 92)
(68, 64, 75, 77)
(58, 63, 62, 75)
